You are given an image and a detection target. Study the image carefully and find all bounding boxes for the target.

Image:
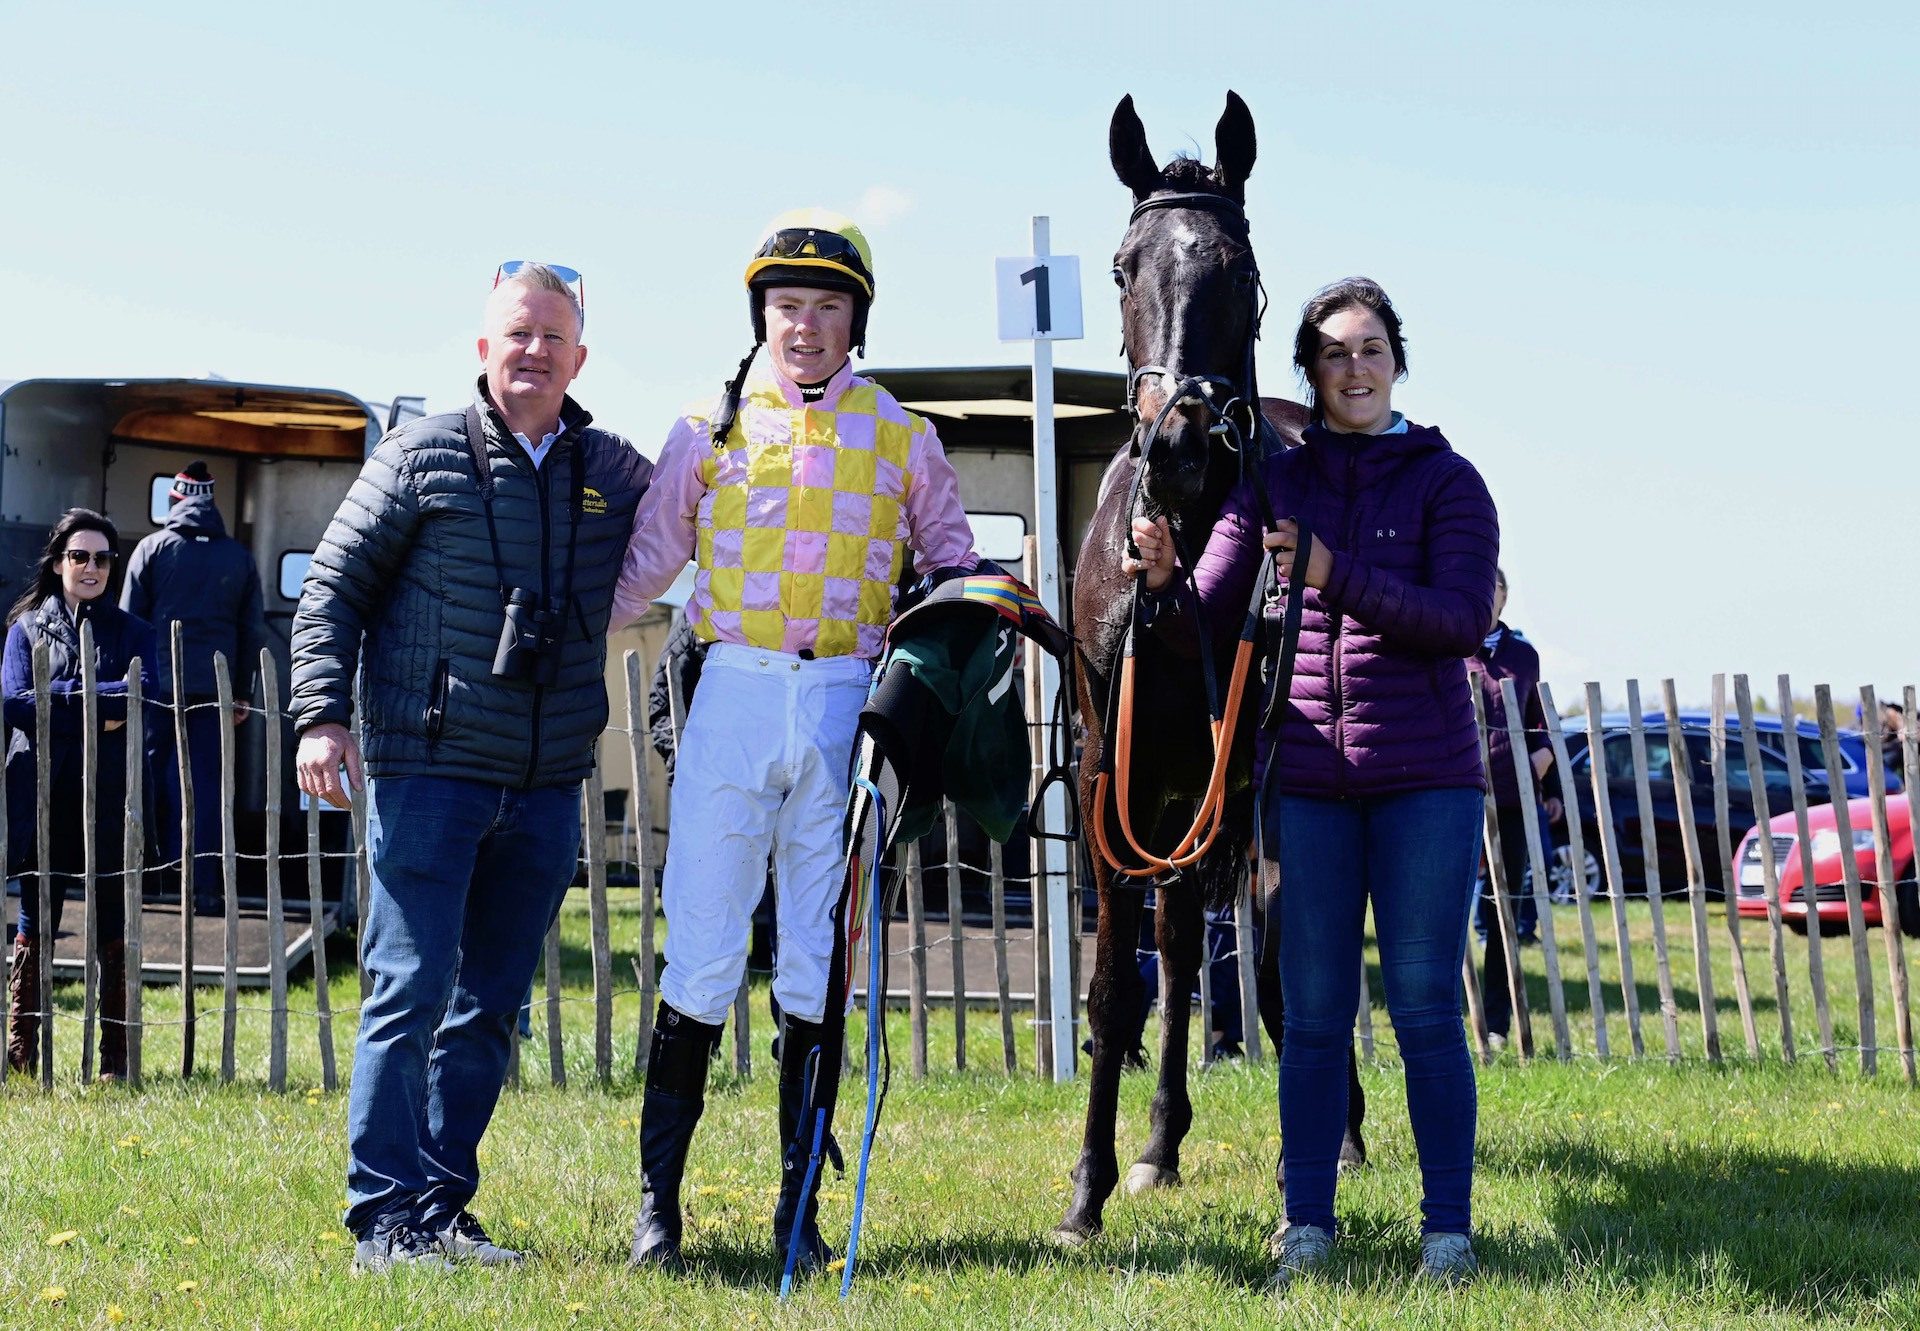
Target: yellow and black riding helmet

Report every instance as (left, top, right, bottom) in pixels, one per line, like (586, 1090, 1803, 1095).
(744, 207, 876, 354)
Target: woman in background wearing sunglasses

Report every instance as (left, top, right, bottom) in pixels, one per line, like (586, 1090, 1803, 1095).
(4, 508, 156, 1079)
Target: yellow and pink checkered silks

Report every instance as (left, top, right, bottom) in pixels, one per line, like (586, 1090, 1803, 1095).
(613, 361, 977, 658)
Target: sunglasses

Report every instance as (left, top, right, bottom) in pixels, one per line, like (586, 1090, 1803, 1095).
(493, 260, 586, 315)
(63, 549, 117, 570)
(754, 228, 873, 289)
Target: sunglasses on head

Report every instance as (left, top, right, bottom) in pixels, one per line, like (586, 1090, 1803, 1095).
(63, 549, 116, 570)
(493, 260, 586, 314)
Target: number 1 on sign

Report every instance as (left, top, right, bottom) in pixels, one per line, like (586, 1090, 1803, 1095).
(1020, 264, 1051, 335)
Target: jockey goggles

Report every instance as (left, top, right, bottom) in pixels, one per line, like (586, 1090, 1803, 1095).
(747, 228, 874, 298)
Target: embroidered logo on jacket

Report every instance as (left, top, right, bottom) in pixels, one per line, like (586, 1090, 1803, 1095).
(581, 486, 608, 516)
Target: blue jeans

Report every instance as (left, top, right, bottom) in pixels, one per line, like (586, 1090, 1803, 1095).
(344, 775, 581, 1237)
(1266, 787, 1483, 1236)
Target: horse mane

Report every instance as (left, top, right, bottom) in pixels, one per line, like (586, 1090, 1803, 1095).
(1154, 156, 1226, 194)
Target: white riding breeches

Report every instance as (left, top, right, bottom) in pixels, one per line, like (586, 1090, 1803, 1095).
(658, 642, 871, 1027)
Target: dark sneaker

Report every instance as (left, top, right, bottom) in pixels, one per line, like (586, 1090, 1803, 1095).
(353, 1222, 453, 1274)
(435, 1210, 524, 1267)
(1267, 1222, 1335, 1291)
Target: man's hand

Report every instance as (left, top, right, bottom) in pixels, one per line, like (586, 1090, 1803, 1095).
(296, 722, 363, 811)
(1546, 796, 1565, 824)
(104, 718, 125, 732)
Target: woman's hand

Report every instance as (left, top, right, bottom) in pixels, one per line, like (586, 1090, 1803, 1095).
(1120, 516, 1177, 592)
(1264, 520, 1333, 590)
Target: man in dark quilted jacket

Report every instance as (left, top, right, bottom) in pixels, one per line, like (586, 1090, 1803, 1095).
(289, 265, 650, 1272)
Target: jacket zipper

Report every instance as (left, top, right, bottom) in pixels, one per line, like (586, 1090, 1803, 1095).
(425, 658, 450, 747)
(523, 443, 553, 788)
(1330, 448, 1359, 796)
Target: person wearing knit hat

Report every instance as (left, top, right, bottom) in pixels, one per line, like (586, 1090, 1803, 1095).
(121, 458, 271, 915)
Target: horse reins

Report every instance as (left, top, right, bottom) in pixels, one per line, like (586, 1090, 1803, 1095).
(1088, 190, 1311, 879)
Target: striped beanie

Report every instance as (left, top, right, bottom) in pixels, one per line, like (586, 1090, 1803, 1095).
(169, 461, 215, 502)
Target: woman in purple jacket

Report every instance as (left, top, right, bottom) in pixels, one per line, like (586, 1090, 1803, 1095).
(1127, 277, 1498, 1287)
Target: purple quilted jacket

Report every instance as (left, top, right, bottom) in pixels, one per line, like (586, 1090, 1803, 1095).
(1165, 421, 1498, 798)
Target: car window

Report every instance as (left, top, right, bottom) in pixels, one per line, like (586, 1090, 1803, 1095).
(1715, 738, 1793, 794)
(1604, 732, 1674, 783)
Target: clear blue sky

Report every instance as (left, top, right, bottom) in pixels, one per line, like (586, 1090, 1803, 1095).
(2, 1, 1914, 707)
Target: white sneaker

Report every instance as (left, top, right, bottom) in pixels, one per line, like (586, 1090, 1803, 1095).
(1268, 1223, 1335, 1291)
(1417, 1231, 1478, 1285)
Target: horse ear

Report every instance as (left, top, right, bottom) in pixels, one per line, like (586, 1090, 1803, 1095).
(1214, 90, 1257, 198)
(1109, 94, 1162, 200)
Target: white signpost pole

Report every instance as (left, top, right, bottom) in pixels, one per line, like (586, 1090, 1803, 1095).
(999, 215, 1081, 1081)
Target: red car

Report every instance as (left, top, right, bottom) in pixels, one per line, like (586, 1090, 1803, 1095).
(1734, 797, 1918, 935)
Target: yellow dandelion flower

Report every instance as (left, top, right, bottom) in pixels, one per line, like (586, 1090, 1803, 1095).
(566, 1302, 588, 1314)
(107, 1305, 127, 1324)
(47, 1229, 79, 1246)
(512, 1217, 529, 1230)
(119, 1205, 140, 1217)
(175, 1279, 199, 1293)
(180, 1235, 199, 1247)
(827, 1258, 848, 1273)
(1215, 1141, 1232, 1152)
(39, 1286, 66, 1303)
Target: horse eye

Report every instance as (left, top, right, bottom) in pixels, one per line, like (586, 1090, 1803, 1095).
(1111, 267, 1127, 291)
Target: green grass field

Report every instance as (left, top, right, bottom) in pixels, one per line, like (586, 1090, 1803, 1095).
(4, 893, 1916, 1329)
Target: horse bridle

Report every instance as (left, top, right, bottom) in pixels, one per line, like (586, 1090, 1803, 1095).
(1090, 189, 1313, 881)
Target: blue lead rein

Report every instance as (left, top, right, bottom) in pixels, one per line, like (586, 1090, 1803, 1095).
(841, 776, 890, 1298)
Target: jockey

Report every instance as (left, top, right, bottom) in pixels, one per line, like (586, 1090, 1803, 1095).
(612, 207, 978, 1275)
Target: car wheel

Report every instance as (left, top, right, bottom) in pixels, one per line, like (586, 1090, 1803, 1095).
(1898, 876, 1919, 940)
(1786, 917, 1808, 935)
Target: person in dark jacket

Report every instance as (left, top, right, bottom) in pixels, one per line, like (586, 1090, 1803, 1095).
(1128, 278, 1497, 1286)
(5, 509, 156, 1079)
(289, 264, 650, 1273)
(121, 461, 270, 915)
(1468, 568, 1562, 1042)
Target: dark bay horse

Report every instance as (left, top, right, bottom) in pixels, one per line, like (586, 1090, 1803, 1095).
(1053, 92, 1365, 1246)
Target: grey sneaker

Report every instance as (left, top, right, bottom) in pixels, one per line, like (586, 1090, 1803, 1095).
(1268, 1223, 1335, 1291)
(435, 1210, 524, 1266)
(353, 1222, 454, 1274)
(1418, 1231, 1478, 1285)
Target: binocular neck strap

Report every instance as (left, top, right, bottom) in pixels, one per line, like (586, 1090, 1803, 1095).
(464, 404, 587, 613)
(464, 405, 512, 600)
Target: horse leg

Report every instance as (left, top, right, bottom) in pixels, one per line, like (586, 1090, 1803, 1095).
(1054, 867, 1146, 1245)
(1257, 863, 1368, 1197)
(1129, 880, 1202, 1194)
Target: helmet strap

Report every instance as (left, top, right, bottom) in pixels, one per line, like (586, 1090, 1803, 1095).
(709, 344, 761, 449)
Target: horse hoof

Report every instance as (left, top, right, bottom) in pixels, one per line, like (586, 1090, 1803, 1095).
(1050, 1222, 1099, 1248)
(1124, 1163, 1182, 1195)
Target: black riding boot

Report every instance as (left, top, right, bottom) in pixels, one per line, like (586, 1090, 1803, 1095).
(630, 1003, 721, 1272)
(7, 933, 44, 1075)
(772, 1016, 842, 1275)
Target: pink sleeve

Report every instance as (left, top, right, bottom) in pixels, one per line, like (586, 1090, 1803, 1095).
(612, 417, 707, 630)
(904, 418, 979, 575)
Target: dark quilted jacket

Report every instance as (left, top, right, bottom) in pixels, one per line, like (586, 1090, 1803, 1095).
(1471, 623, 1551, 809)
(289, 381, 652, 788)
(1172, 421, 1498, 797)
(121, 495, 270, 699)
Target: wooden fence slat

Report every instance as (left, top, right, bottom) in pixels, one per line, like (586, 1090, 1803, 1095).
(1709, 676, 1762, 1059)
(1500, 677, 1571, 1061)
(305, 783, 337, 1092)
(586, 756, 613, 1087)
(906, 839, 929, 1078)
(1896, 684, 1920, 1081)
(80, 620, 99, 1082)
(989, 837, 1016, 1073)
(261, 651, 288, 1092)
(1778, 674, 1836, 1071)
(1235, 863, 1264, 1064)
(1586, 684, 1644, 1057)
(732, 978, 752, 1078)
(1354, 906, 1375, 1062)
(0, 635, 8, 1087)
(215, 654, 239, 1084)
(623, 652, 657, 1079)
(1814, 687, 1876, 1075)
(1540, 685, 1609, 1059)
(34, 635, 54, 1088)
(123, 659, 145, 1087)
(171, 624, 196, 1078)
(1734, 676, 1795, 1061)
(944, 801, 967, 1072)
(1860, 685, 1914, 1084)
(1471, 685, 1531, 1057)
(1461, 951, 1491, 1066)
(1661, 680, 1720, 1063)
(1624, 680, 1682, 1063)
(544, 916, 565, 1088)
